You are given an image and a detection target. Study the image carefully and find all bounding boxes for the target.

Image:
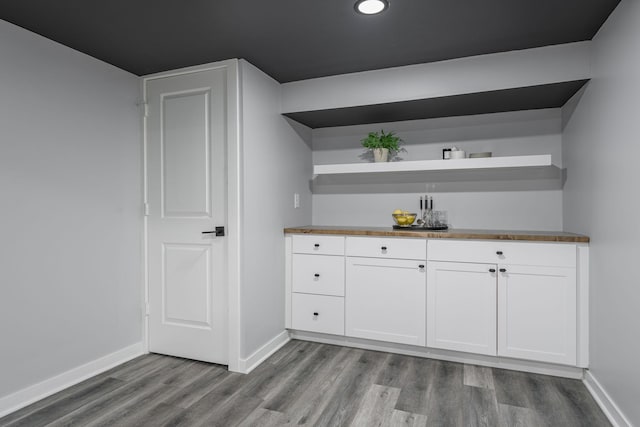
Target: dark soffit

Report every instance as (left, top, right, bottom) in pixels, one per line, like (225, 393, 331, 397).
(282, 80, 589, 128)
(0, 1, 620, 82)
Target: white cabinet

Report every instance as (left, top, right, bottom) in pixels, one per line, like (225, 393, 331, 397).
(427, 240, 579, 366)
(427, 262, 497, 356)
(498, 265, 576, 365)
(346, 256, 426, 346)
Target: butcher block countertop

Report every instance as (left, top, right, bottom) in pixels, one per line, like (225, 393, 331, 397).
(283, 225, 590, 243)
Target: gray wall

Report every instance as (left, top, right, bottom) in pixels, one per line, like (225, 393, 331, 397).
(562, 1, 640, 424)
(0, 21, 142, 398)
(239, 60, 313, 359)
(313, 110, 564, 230)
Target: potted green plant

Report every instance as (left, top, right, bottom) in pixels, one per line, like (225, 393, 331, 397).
(361, 130, 403, 162)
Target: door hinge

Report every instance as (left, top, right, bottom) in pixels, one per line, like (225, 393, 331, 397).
(143, 102, 149, 117)
(144, 202, 150, 216)
(145, 302, 150, 316)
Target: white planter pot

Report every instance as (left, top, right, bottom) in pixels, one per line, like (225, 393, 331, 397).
(373, 148, 389, 162)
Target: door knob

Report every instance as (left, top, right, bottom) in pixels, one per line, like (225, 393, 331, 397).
(202, 226, 225, 236)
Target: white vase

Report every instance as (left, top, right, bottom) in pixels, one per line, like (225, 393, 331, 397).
(373, 148, 389, 162)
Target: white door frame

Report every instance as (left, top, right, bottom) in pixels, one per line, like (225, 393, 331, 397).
(141, 59, 242, 372)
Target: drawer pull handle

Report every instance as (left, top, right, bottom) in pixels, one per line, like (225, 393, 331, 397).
(314, 273, 320, 278)
(313, 312, 319, 316)
(499, 268, 507, 273)
(314, 244, 320, 248)
(418, 264, 425, 269)
(489, 268, 496, 273)
(496, 251, 504, 255)
(381, 246, 388, 250)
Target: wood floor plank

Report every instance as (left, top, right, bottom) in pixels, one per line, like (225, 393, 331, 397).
(463, 365, 495, 390)
(236, 408, 290, 427)
(160, 365, 230, 409)
(313, 349, 388, 427)
(425, 360, 464, 426)
(375, 353, 411, 389)
(83, 382, 180, 427)
(550, 377, 611, 427)
(350, 384, 401, 427)
(275, 346, 360, 426)
(394, 357, 436, 416)
(262, 343, 342, 412)
(194, 394, 264, 427)
(492, 368, 532, 408)
(389, 409, 428, 426)
(46, 374, 171, 427)
(497, 403, 544, 427)
(4, 378, 125, 427)
(241, 342, 325, 402)
(462, 385, 499, 427)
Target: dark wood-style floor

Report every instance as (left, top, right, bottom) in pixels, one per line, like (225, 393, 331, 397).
(0, 340, 610, 427)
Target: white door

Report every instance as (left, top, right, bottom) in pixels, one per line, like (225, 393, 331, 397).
(426, 262, 497, 356)
(346, 257, 426, 346)
(146, 68, 228, 364)
(498, 265, 576, 365)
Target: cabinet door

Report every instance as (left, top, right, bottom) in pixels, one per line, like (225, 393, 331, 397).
(346, 257, 426, 346)
(427, 262, 497, 356)
(498, 265, 576, 365)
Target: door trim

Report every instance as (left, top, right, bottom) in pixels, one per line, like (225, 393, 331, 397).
(142, 59, 242, 372)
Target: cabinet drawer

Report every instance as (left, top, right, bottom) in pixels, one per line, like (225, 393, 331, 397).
(291, 293, 344, 335)
(346, 237, 426, 260)
(292, 254, 345, 296)
(292, 235, 345, 255)
(427, 240, 576, 267)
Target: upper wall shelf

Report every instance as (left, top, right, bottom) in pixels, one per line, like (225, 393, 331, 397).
(311, 155, 564, 193)
(314, 154, 556, 176)
(284, 80, 588, 129)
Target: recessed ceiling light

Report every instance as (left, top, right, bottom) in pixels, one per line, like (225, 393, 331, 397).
(354, 0, 389, 15)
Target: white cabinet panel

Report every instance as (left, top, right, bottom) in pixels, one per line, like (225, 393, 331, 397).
(346, 257, 426, 346)
(292, 293, 344, 335)
(498, 265, 577, 365)
(346, 237, 427, 260)
(427, 262, 497, 356)
(292, 254, 345, 296)
(292, 235, 345, 255)
(427, 240, 576, 268)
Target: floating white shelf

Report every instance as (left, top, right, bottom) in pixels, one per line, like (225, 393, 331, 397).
(311, 155, 563, 194)
(313, 154, 556, 176)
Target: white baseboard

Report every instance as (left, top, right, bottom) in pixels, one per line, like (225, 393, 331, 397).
(291, 330, 584, 379)
(583, 371, 632, 427)
(236, 330, 290, 374)
(0, 342, 144, 419)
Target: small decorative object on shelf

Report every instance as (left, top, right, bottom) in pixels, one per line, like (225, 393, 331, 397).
(361, 130, 403, 162)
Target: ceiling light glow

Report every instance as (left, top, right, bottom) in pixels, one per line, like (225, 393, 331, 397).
(355, 0, 389, 15)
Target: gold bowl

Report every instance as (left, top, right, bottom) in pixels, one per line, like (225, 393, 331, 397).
(392, 213, 417, 227)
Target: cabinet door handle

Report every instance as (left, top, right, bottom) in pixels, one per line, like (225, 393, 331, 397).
(381, 246, 388, 250)
(489, 268, 496, 273)
(314, 244, 320, 248)
(313, 312, 319, 316)
(499, 268, 507, 273)
(418, 264, 425, 269)
(314, 273, 320, 278)
(496, 251, 503, 255)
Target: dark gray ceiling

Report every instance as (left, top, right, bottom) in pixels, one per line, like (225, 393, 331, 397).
(0, 0, 619, 83)
(284, 80, 589, 128)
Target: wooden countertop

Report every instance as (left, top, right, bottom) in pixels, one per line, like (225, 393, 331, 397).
(283, 225, 590, 243)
